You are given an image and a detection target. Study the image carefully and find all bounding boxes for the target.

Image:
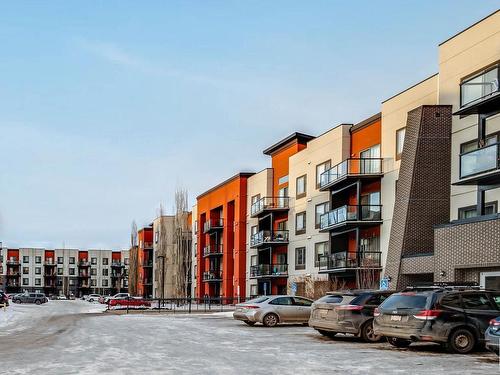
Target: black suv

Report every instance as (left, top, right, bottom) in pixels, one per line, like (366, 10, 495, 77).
(12, 292, 48, 305)
(373, 288, 500, 353)
(309, 290, 393, 342)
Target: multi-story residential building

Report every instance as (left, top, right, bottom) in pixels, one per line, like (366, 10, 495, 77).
(136, 226, 154, 298)
(0, 247, 129, 297)
(152, 212, 192, 299)
(195, 172, 253, 299)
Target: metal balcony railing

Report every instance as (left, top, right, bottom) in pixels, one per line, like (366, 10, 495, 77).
(318, 251, 382, 271)
(203, 218, 224, 233)
(250, 230, 289, 248)
(319, 158, 383, 190)
(111, 262, 123, 268)
(44, 259, 56, 266)
(203, 245, 223, 257)
(6, 260, 20, 266)
(459, 142, 500, 180)
(78, 261, 90, 267)
(250, 196, 290, 217)
(202, 270, 222, 282)
(319, 205, 382, 231)
(250, 264, 288, 278)
(460, 65, 499, 107)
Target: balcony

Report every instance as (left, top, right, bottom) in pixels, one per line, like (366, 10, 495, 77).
(202, 270, 222, 282)
(6, 272, 20, 277)
(319, 205, 382, 232)
(250, 264, 288, 278)
(78, 261, 90, 267)
(456, 142, 500, 185)
(250, 230, 289, 249)
(454, 65, 500, 116)
(203, 218, 224, 234)
(111, 272, 123, 279)
(44, 272, 57, 278)
(319, 158, 383, 191)
(250, 196, 290, 218)
(6, 260, 20, 266)
(203, 245, 223, 257)
(111, 262, 123, 268)
(44, 259, 56, 266)
(77, 273, 90, 278)
(318, 251, 382, 273)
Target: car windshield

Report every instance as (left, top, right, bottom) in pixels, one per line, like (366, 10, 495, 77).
(245, 296, 269, 304)
(380, 294, 429, 310)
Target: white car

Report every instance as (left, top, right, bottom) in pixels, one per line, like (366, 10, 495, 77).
(86, 294, 101, 303)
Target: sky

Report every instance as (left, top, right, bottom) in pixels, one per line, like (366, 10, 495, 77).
(0, 1, 498, 250)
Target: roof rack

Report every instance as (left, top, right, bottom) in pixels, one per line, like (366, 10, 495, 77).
(404, 282, 483, 292)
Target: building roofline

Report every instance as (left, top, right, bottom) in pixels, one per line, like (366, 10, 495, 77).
(439, 9, 500, 46)
(263, 132, 315, 155)
(382, 73, 438, 104)
(196, 172, 255, 199)
(313, 123, 352, 139)
(350, 113, 381, 133)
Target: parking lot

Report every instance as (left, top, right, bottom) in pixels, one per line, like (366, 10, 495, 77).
(0, 300, 497, 374)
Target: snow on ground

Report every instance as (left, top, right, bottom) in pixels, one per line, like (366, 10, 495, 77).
(0, 302, 498, 374)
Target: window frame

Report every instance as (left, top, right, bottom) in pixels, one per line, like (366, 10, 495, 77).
(315, 202, 329, 229)
(314, 241, 328, 267)
(460, 63, 500, 107)
(295, 247, 306, 270)
(395, 127, 406, 161)
(316, 160, 332, 188)
(295, 211, 306, 235)
(296, 174, 307, 199)
(458, 201, 497, 220)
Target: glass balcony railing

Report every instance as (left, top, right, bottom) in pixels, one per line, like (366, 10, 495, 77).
(203, 245, 223, 257)
(203, 218, 224, 233)
(460, 142, 499, 179)
(202, 270, 222, 282)
(460, 66, 499, 107)
(250, 264, 288, 278)
(320, 205, 382, 230)
(250, 230, 289, 247)
(250, 196, 290, 217)
(318, 251, 382, 271)
(319, 158, 383, 189)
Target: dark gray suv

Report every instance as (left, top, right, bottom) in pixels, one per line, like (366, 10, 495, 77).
(12, 292, 48, 305)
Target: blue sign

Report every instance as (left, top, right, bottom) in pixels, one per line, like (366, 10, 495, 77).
(379, 278, 389, 291)
(290, 282, 297, 296)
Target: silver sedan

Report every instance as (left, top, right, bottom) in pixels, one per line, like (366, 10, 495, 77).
(233, 295, 314, 327)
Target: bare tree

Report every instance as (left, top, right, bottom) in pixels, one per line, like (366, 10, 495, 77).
(131, 220, 137, 248)
(173, 188, 191, 298)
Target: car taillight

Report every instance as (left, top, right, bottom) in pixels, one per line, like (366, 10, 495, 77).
(244, 305, 260, 309)
(489, 319, 500, 326)
(335, 304, 363, 311)
(373, 308, 381, 317)
(413, 309, 442, 320)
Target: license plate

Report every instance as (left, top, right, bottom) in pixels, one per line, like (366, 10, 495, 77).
(320, 310, 328, 318)
(390, 315, 402, 321)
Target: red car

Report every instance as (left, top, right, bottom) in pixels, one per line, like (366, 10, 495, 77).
(108, 297, 150, 308)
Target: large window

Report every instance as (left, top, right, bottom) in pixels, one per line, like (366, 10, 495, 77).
(295, 247, 306, 270)
(316, 160, 331, 188)
(458, 202, 497, 219)
(295, 212, 306, 235)
(460, 65, 499, 107)
(396, 128, 406, 160)
(315, 202, 329, 229)
(314, 242, 328, 267)
(296, 175, 307, 199)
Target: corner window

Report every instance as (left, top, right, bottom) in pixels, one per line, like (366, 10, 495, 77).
(458, 202, 497, 219)
(314, 242, 328, 267)
(396, 127, 406, 160)
(296, 175, 307, 199)
(316, 160, 331, 188)
(295, 212, 306, 235)
(295, 247, 306, 270)
(315, 202, 329, 229)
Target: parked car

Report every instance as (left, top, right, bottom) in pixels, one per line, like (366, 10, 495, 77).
(485, 316, 500, 355)
(100, 293, 130, 304)
(309, 290, 393, 342)
(81, 295, 89, 301)
(0, 291, 9, 307)
(108, 297, 150, 308)
(12, 292, 49, 305)
(233, 295, 314, 327)
(86, 294, 101, 303)
(373, 288, 500, 353)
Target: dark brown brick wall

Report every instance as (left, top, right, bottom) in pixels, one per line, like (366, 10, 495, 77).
(385, 105, 452, 289)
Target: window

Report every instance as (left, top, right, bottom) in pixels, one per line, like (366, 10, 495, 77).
(460, 135, 497, 154)
(155, 231, 159, 244)
(314, 242, 328, 267)
(57, 268, 63, 275)
(102, 268, 108, 276)
(194, 220, 198, 234)
(278, 175, 289, 185)
(251, 255, 258, 267)
(69, 268, 75, 275)
(103, 258, 109, 265)
(35, 256, 41, 264)
(396, 128, 406, 160)
(57, 257, 64, 264)
(23, 278, 29, 286)
(91, 279, 97, 287)
(35, 278, 41, 286)
(91, 258, 97, 265)
(23, 267, 29, 274)
(440, 295, 462, 309)
(293, 297, 313, 306)
(296, 175, 307, 199)
(251, 194, 261, 205)
(251, 225, 258, 238)
(250, 284, 258, 297)
(458, 202, 497, 219)
(35, 267, 41, 275)
(102, 279, 108, 287)
(69, 279, 75, 286)
(295, 212, 306, 234)
(462, 294, 495, 310)
(124, 258, 129, 265)
(461, 65, 499, 107)
(91, 268, 97, 276)
(295, 247, 306, 270)
(316, 160, 331, 188)
(69, 257, 75, 264)
(315, 202, 329, 229)
(269, 297, 293, 305)
(23, 256, 29, 263)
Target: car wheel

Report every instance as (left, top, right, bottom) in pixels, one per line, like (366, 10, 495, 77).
(387, 337, 411, 348)
(89, 299, 94, 303)
(263, 313, 279, 327)
(14, 299, 20, 304)
(317, 330, 337, 338)
(361, 320, 382, 343)
(447, 328, 476, 354)
(35, 300, 41, 305)
(244, 321, 256, 326)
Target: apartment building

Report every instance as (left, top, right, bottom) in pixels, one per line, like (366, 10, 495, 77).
(0, 247, 129, 297)
(134, 226, 154, 298)
(195, 172, 253, 299)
